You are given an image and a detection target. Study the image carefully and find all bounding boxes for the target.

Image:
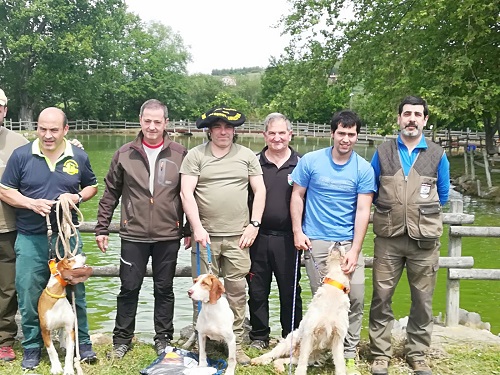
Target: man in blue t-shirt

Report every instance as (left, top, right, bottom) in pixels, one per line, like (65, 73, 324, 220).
(291, 110, 376, 375)
(0, 107, 98, 370)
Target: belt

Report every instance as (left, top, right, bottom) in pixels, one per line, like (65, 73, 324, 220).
(260, 229, 293, 237)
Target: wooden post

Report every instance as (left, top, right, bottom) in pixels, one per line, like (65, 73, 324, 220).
(482, 149, 493, 189)
(446, 199, 463, 327)
(470, 150, 475, 180)
(463, 149, 469, 178)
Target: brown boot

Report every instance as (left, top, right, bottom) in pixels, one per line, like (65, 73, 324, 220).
(408, 358, 432, 375)
(236, 347, 250, 365)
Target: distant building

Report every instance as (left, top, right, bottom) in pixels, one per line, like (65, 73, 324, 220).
(221, 76, 237, 86)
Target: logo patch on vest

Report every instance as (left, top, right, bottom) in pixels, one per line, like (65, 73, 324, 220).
(420, 183, 431, 198)
(63, 159, 79, 175)
(287, 174, 293, 186)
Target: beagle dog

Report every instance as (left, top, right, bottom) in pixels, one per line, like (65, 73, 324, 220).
(38, 254, 86, 375)
(188, 274, 236, 375)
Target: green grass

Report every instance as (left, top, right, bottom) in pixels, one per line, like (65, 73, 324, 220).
(2, 339, 499, 374)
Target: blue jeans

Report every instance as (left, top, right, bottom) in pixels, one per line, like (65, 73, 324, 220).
(15, 232, 91, 349)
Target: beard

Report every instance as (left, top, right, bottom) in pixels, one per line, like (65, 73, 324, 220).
(401, 123, 421, 138)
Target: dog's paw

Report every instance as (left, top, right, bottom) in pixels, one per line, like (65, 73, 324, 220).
(50, 364, 63, 374)
(197, 360, 209, 367)
(250, 356, 272, 366)
(63, 366, 75, 375)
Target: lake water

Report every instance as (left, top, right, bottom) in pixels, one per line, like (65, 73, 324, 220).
(70, 133, 500, 341)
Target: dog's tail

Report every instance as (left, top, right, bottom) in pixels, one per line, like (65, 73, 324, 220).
(182, 332, 197, 349)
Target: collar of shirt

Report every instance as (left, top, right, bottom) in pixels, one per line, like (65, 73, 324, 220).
(397, 134, 428, 176)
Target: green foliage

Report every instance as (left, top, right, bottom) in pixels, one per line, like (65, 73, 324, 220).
(211, 66, 264, 76)
(0, 1, 190, 122)
(282, 0, 500, 138)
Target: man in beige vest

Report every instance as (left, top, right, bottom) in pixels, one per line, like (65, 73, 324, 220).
(369, 96, 450, 375)
(0, 88, 29, 362)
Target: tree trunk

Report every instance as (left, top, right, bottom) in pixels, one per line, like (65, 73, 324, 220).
(19, 91, 34, 130)
(483, 112, 496, 155)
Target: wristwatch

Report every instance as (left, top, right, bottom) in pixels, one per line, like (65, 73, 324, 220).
(77, 193, 83, 204)
(249, 220, 261, 228)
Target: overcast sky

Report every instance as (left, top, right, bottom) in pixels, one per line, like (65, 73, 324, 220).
(124, 0, 292, 74)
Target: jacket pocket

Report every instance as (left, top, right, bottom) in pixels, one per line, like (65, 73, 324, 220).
(372, 203, 393, 237)
(418, 203, 443, 238)
(121, 200, 135, 230)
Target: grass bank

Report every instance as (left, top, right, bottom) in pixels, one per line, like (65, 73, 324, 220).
(2, 338, 499, 374)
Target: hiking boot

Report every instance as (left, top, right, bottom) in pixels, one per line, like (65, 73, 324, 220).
(236, 347, 250, 365)
(249, 340, 269, 350)
(408, 358, 432, 375)
(107, 343, 131, 359)
(79, 343, 97, 363)
(0, 346, 15, 361)
(154, 338, 171, 356)
(346, 358, 361, 375)
(371, 358, 389, 375)
(22, 348, 41, 370)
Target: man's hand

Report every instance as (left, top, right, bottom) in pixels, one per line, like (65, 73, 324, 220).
(193, 227, 210, 248)
(293, 230, 311, 251)
(95, 235, 109, 253)
(29, 198, 56, 217)
(58, 192, 79, 205)
(341, 250, 359, 275)
(69, 138, 84, 150)
(239, 225, 258, 249)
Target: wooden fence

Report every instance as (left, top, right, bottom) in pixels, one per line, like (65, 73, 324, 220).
(77, 199, 500, 328)
(3, 118, 498, 148)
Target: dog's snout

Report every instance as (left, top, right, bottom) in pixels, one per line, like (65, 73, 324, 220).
(187, 289, 193, 297)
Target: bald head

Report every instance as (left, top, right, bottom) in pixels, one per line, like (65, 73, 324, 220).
(37, 107, 69, 155)
(38, 107, 67, 127)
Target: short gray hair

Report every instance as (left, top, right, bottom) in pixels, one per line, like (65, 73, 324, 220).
(140, 99, 168, 119)
(263, 112, 292, 132)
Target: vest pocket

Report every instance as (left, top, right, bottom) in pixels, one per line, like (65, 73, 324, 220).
(418, 203, 443, 238)
(373, 204, 393, 237)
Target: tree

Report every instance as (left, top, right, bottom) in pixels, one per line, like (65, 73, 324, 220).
(282, 0, 500, 147)
(0, 0, 129, 123)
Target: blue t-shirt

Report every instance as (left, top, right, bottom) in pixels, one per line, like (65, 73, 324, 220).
(1, 139, 97, 234)
(291, 147, 376, 241)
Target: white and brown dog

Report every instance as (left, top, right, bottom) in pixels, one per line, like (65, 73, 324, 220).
(188, 274, 237, 375)
(38, 254, 87, 375)
(251, 247, 351, 375)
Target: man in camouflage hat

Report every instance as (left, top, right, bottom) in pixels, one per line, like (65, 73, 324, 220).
(180, 107, 266, 364)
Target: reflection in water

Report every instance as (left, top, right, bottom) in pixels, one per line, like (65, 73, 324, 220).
(75, 134, 500, 340)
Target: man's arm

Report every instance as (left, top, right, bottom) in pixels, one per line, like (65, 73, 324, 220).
(95, 152, 122, 253)
(290, 183, 311, 250)
(180, 174, 210, 247)
(239, 174, 265, 249)
(437, 153, 450, 206)
(342, 192, 373, 274)
(58, 185, 98, 205)
(0, 187, 55, 216)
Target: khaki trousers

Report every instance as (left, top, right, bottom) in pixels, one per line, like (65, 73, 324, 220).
(369, 234, 440, 361)
(191, 235, 251, 346)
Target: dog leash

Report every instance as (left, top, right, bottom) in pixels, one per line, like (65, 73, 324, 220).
(288, 249, 300, 375)
(195, 242, 213, 313)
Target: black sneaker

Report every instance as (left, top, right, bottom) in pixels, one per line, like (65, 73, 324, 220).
(21, 348, 41, 370)
(107, 343, 131, 359)
(249, 340, 269, 350)
(79, 343, 97, 363)
(154, 338, 171, 356)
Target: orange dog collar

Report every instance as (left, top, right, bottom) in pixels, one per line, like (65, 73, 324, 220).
(323, 277, 349, 294)
(48, 259, 68, 287)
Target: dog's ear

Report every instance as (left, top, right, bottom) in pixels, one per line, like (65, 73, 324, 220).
(208, 276, 225, 304)
(57, 257, 70, 272)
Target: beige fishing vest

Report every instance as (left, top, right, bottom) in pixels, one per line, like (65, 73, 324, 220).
(373, 138, 445, 240)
